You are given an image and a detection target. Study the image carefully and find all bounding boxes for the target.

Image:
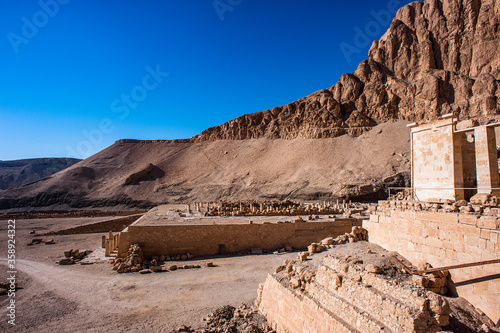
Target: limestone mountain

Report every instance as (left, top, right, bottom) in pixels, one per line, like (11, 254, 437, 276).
(194, 0, 500, 141)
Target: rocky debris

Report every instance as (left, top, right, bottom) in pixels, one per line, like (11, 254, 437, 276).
(112, 244, 144, 273)
(307, 242, 326, 254)
(470, 193, 498, 207)
(412, 263, 451, 295)
(111, 244, 204, 273)
(58, 249, 92, 265)
(58, 258, 75, 265)
(365, 264, 382, 274)
(273, 245, 294, 255)
(333, 226, 368, 246)
(298, 252, 309, 262)
(173, 304, 272, 333)
(380, 196, 500, 216)
(193, 0, 500, 144)
(27, 238, 43, 245)
(44, 239, 55, 245)
(29, 230, 36, 234)
(204, 200, 367, 217)
(297, 226, 368, 261)
(269, 258, 317, 293)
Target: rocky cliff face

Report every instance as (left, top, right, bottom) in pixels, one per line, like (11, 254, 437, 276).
(193, 0, 500, 142)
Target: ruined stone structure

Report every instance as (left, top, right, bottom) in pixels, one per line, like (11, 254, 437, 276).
(256, 116, 500, 332)
(257, 253, 452, 333)
(117, 205, 363, 258)
(363, 115, 500, 322)
(409, 114, 500, 202)
(364, 204, 499, 323)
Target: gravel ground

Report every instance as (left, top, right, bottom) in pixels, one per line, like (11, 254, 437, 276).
(0, 217, 296, 332)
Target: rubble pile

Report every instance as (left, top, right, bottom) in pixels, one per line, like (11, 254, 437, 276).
(383, 193, 500, 216)
(173, 304, 273, 333)
(297, 226, 368, 261)
(412, 264, 450, 295)
(111, 244, 205, 274)
(203, 200, 367, 217)
(58, 249, 92, 265)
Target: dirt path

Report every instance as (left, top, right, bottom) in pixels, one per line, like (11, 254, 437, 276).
(0, 217, 296, 332)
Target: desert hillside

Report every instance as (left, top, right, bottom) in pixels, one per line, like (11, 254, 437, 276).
(0, 158, 81, 190)
(1, 0, 499, 211)
(0, 121, 410, 211)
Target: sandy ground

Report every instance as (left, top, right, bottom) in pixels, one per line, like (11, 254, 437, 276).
(0, 217, 296, 332)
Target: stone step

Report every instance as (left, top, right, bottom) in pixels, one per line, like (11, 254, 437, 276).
(308, 282, 390, 333)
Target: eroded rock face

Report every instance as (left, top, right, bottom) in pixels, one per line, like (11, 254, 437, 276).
(193, 0, 500, 142)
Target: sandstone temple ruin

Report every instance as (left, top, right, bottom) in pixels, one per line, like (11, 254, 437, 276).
(410, 114, 500, 202)
(254, 115, 500, 332)
(105, 115, 499, 332)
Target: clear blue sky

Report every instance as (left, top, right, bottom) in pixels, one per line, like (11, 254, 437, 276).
(0, 0, 416, 160)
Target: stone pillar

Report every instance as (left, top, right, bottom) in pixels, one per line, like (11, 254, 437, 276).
(452, 132, 465, 200)
(474, 126, 500, 195)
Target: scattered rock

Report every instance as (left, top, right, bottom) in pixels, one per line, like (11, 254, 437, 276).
(58, 258, 75, 265)
(320, 237, 334, 246)
(365, 264, 382, 274)
(470, 193, 497, 207)
(275, 265, 285, 273)
(298, 252, 309, 262)
(290, 277, 301, 289)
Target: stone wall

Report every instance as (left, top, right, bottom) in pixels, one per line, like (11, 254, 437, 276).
(118, 219, 361, 258)
(410, 117, 464, 201)
(364, 205, 500, 322)
(257, 275, 353, 333)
